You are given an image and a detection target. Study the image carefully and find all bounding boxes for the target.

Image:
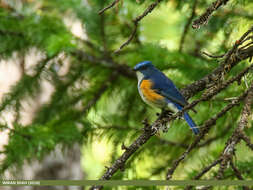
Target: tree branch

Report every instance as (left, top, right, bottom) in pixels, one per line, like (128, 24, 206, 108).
(216, 83, 253, 179)
(181, 25, 253, 99)
(90, 69, 251, 189)
(230, 161, 250, 190)
(192, 0, 231, 29)
(89, 119, 157, 190)
(179, 0, 198, 52)
(197, 124, 231, 148)
(160, 123, 230, 151)
(168, 63, 253, 123)
(71, 50, 135, 79)
(166, 88, 250, 180)
(89, 27, 253, 190)
(184, 83, 253, 190)
(202, 51, 226, 59)
(240, 132, 253, 151)
(114, 0, 163, 53)
(73, 25, 253, 95)
(184, 158, 222, 190)
(98, 0, 120, 15)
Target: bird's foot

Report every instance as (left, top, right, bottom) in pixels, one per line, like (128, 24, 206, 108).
(160, 109, 173, 117)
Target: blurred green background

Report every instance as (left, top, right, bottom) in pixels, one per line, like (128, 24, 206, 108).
(0, 0, 253, 189)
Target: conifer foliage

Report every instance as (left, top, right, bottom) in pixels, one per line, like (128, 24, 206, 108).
(0, 0, 253, 189)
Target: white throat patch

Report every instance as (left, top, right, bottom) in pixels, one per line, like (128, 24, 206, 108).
(136, 71, 144, 85)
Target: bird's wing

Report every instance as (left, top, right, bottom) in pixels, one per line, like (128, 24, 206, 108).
(151, 73, 188, 107)
(156, 86, 187, 107)
(158, 86, 198, 113)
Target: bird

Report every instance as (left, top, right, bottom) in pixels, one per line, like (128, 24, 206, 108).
(133, 61, 199, 135)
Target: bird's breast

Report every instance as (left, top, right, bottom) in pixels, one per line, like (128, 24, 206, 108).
(138, 79, 165, 108)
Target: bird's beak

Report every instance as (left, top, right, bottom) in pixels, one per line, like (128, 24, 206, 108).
(133, 67, 137, 71)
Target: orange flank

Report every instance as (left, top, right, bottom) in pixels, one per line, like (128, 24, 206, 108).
(140, 79, 164, 102)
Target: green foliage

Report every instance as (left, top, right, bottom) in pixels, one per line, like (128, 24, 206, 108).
(0, 0, 252, 188)
(1, 119, 82, 174)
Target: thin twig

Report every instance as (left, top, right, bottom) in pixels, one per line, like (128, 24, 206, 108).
(198, 124, 231, 147)
(216, 83, 253, 179)
(184, 158, 222, 190)
(224, 26, 253, 65)
(114, 22, 138, 53)
(192, 0, 231, 29)
(241, 35, 253, 44)
(195, 159, 222, 179)
(240, 132, 253, 151)
(179, 0, 198, 52)
(202, 51, 226, 59)
(182, 25, 253, 99)
(230, 161, 250, 190)
(114, 0, 163, 53)
(161, 118, 230, 150)
(71, 50, 135, 79)
(98, 0, 120, 15)
(240, 41, 253, 51)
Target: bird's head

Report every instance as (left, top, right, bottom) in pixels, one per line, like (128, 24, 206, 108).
(133, 61, 157, 81)
(133, 61, 154, 72)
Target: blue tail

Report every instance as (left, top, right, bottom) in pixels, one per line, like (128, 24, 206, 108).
(183, 112, 199, 135)
(166, 100, 199, 135)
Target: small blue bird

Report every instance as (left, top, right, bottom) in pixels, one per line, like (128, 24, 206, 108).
(133, 61, 199, 135)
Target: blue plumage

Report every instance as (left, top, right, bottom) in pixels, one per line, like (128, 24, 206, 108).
(150, 69, 188, 107)
(134, 61, 199, 135)
(172, 101, 199, 135)
(183, 112, 199, 135)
